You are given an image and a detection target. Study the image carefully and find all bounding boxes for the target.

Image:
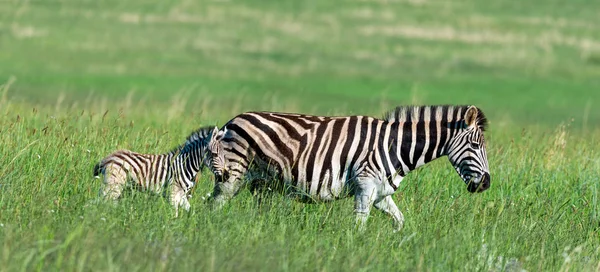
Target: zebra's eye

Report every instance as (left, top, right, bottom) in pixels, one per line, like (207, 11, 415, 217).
(470, 143, 480, 149)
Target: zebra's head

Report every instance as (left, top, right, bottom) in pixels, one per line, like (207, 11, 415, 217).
(446, 106, 490, 193)
(206, 126, 246, 208)
(207, 126, 228, 179)
(198, 126, 220, 169)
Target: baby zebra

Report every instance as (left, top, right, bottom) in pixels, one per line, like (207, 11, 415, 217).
(93, 126, 216, 215)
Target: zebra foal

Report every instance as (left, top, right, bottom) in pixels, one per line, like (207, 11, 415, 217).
(93, 126, 216, 215)
(207, 105, 491, 231)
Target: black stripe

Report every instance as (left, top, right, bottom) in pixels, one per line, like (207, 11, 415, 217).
(299, 114, 327, 123)
(452, 107, 463, 138)
(222, 136, 244, 146)
(238, 114, 294, 164)
(185, 144, 195, 169)
(260, 113, 305, 139)
(367, 120, 379, 156)
(163, 155, 172, 183)
(225, 147, 250, 166)
(304, 122, 329, 191)
(453, 142, 472, 160)
(114, 153, 143, 182)
(267, 112, 315, 130)
(424, 107, 437, 163)
(338, 116, 358, 182)
(184, 154, 194, 181)
(437, 106, 449, 157)
(412, 107, 426, 165)
(317, 118, 346, 196)
(400, 118, 414, 170)
(292, 117, 314, 130)
(229, 168, 244, 175)
(291, 133, 309, 182)
(129, 152, 148, 177)
(387, 122, 404, 176)
(151, 155, 161, 186)
(145, 156, 152, 185)
(376, 122, 396, 190)
(348, 118, 369, 178)
(365, 120, 380, 178)
(193, 146, 201, 170)
(226, 123, 281, 174)
(107, 161, 125, 171)
(229, 158, 248, 168)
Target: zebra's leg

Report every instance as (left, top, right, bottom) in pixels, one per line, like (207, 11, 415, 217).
(354, 179, 378, 232)
(170, 183, 191, 218)
(374, 195, 405, 232)
(100, 165, 126, 201)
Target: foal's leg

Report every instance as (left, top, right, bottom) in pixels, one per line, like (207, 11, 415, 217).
(170, 182, 191, 217)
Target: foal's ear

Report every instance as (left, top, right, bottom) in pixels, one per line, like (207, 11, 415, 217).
(210, 127, 220, 141)
(465, 106, 479, 128)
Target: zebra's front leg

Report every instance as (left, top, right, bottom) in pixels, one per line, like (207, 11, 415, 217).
(354, 181, 378, 232)
(170, 183, 190, 218)
(374, 195, 405, 232)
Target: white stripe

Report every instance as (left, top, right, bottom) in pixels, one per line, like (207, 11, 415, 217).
(416, 107, 431, 167)
(381, 122, 397, 178)
(408, 108, 420, 166)
(310, 120, 335, 195)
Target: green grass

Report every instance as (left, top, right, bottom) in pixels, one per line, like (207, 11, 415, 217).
(1, 0, 600, 271)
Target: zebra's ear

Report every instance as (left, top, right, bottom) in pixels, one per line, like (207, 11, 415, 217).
(465, 106, 479, 128)
(210, 127, 219, 141)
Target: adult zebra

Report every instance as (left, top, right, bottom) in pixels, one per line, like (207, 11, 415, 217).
(207, 105, 490, 230)
(94, 126, 216, 215)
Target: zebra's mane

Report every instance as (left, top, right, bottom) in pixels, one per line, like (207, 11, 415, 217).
(170, 126, 215, 155)
(383, 105, 488, 131)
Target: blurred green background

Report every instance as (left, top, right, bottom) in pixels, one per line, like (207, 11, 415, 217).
(2, 0, 599, 128)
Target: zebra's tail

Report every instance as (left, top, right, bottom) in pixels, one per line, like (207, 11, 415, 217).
(93, 162, 102, 177)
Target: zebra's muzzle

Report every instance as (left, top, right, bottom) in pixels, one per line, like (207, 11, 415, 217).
(467, 173, 490, 193)
(214, 172, 230, 183)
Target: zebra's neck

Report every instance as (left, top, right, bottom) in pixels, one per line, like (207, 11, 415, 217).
(169, 126, 213, 178)
(380, 105, 475, 175)
(383, 118, 465, 176)
(175, 145, 204, 179)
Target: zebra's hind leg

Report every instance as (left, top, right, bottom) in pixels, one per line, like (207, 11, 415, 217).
(99, 165, 127, 201)
(354, 180, 378, 232)
(374, 195, 405, 232)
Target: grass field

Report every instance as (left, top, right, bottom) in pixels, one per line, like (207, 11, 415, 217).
(1, 0, 600, 271)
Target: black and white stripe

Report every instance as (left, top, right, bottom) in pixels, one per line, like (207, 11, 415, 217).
(94, 126, 215, 214)
(208, 105, 490, 230)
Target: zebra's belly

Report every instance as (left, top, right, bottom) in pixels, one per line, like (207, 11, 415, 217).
(297, 174, 353, 201)
(129, 175, 166, 193)
(246, 167, 354, 202)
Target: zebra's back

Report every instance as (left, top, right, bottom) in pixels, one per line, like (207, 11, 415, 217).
(96, 149, 172, 192)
